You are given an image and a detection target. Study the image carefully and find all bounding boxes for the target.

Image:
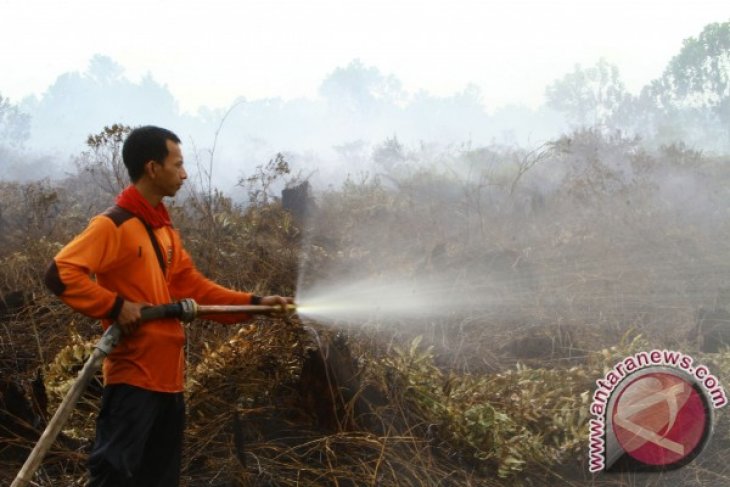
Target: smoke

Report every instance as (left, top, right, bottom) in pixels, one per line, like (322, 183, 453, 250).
(2, 51, 729, 348)
(2, 48, 726, 196)
(293, 130, 730, 359)
(4, 56, 570, 191)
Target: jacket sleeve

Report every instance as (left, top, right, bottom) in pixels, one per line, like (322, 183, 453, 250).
(44, 216, 124, 320)
(168, 245, 254, 324)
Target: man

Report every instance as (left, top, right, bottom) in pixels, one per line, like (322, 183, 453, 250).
(44, 126, 293, 486)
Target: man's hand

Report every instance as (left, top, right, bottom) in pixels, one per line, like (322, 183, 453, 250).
(259, 295, 294, 313)
(117, 300, 151, 336)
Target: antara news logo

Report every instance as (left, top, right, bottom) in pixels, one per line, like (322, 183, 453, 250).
(588, 349, 727, 473)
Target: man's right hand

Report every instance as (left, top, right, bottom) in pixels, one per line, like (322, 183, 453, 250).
(117, 300, 150, 336)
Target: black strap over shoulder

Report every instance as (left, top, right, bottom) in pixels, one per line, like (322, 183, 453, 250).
(142, 222, 167, 275)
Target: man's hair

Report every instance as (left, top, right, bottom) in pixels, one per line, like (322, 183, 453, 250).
(122, 126, 181, 182)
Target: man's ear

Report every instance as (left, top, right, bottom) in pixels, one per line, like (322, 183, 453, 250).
(144, 160, 157, 179)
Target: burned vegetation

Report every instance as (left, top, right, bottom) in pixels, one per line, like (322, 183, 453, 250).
(2, 128, 730, 486)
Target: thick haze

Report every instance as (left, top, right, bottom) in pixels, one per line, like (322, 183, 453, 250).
(0, 1, 728, 189)
(2, 0, 727, 110)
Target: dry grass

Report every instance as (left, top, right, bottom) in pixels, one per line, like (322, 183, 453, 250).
(2, 129, 730, 485)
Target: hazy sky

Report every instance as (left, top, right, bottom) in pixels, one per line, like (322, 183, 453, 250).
(1, 0, 727, 112)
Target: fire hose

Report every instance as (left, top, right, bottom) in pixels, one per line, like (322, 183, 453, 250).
(11, 298, 295, 487)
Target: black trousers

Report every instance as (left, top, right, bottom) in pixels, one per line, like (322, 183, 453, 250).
(87, 384, 185, 487)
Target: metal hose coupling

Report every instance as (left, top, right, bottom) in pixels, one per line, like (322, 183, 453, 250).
(95, 325, 121, 356)
(177, 298, 199, 322)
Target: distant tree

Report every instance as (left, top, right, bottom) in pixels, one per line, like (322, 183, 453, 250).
(545, 58, 634, 130)
(87, 54, 125, 85)
(0, 94, 30, 147)
(28, 54, 178, 151)
(642, 21, 730, 146)
(319, 59, 405, 115)
(651, 22, 729, 112)
(333, 139, 369, 166)
(372, 135, 407, 172)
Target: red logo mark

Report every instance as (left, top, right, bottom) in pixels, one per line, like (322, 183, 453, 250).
(611, 372, 708, 467)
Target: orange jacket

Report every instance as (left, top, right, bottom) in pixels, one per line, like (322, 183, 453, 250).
(45, 206, 254, 392)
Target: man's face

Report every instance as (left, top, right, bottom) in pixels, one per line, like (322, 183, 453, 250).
(151, 140, 187, 197)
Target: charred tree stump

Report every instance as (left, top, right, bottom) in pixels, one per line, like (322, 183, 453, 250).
(231, 330, 386, 470)
(281, 181, 313, 223)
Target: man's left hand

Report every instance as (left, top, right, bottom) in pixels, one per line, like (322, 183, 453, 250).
(259, 295, 294, 313)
